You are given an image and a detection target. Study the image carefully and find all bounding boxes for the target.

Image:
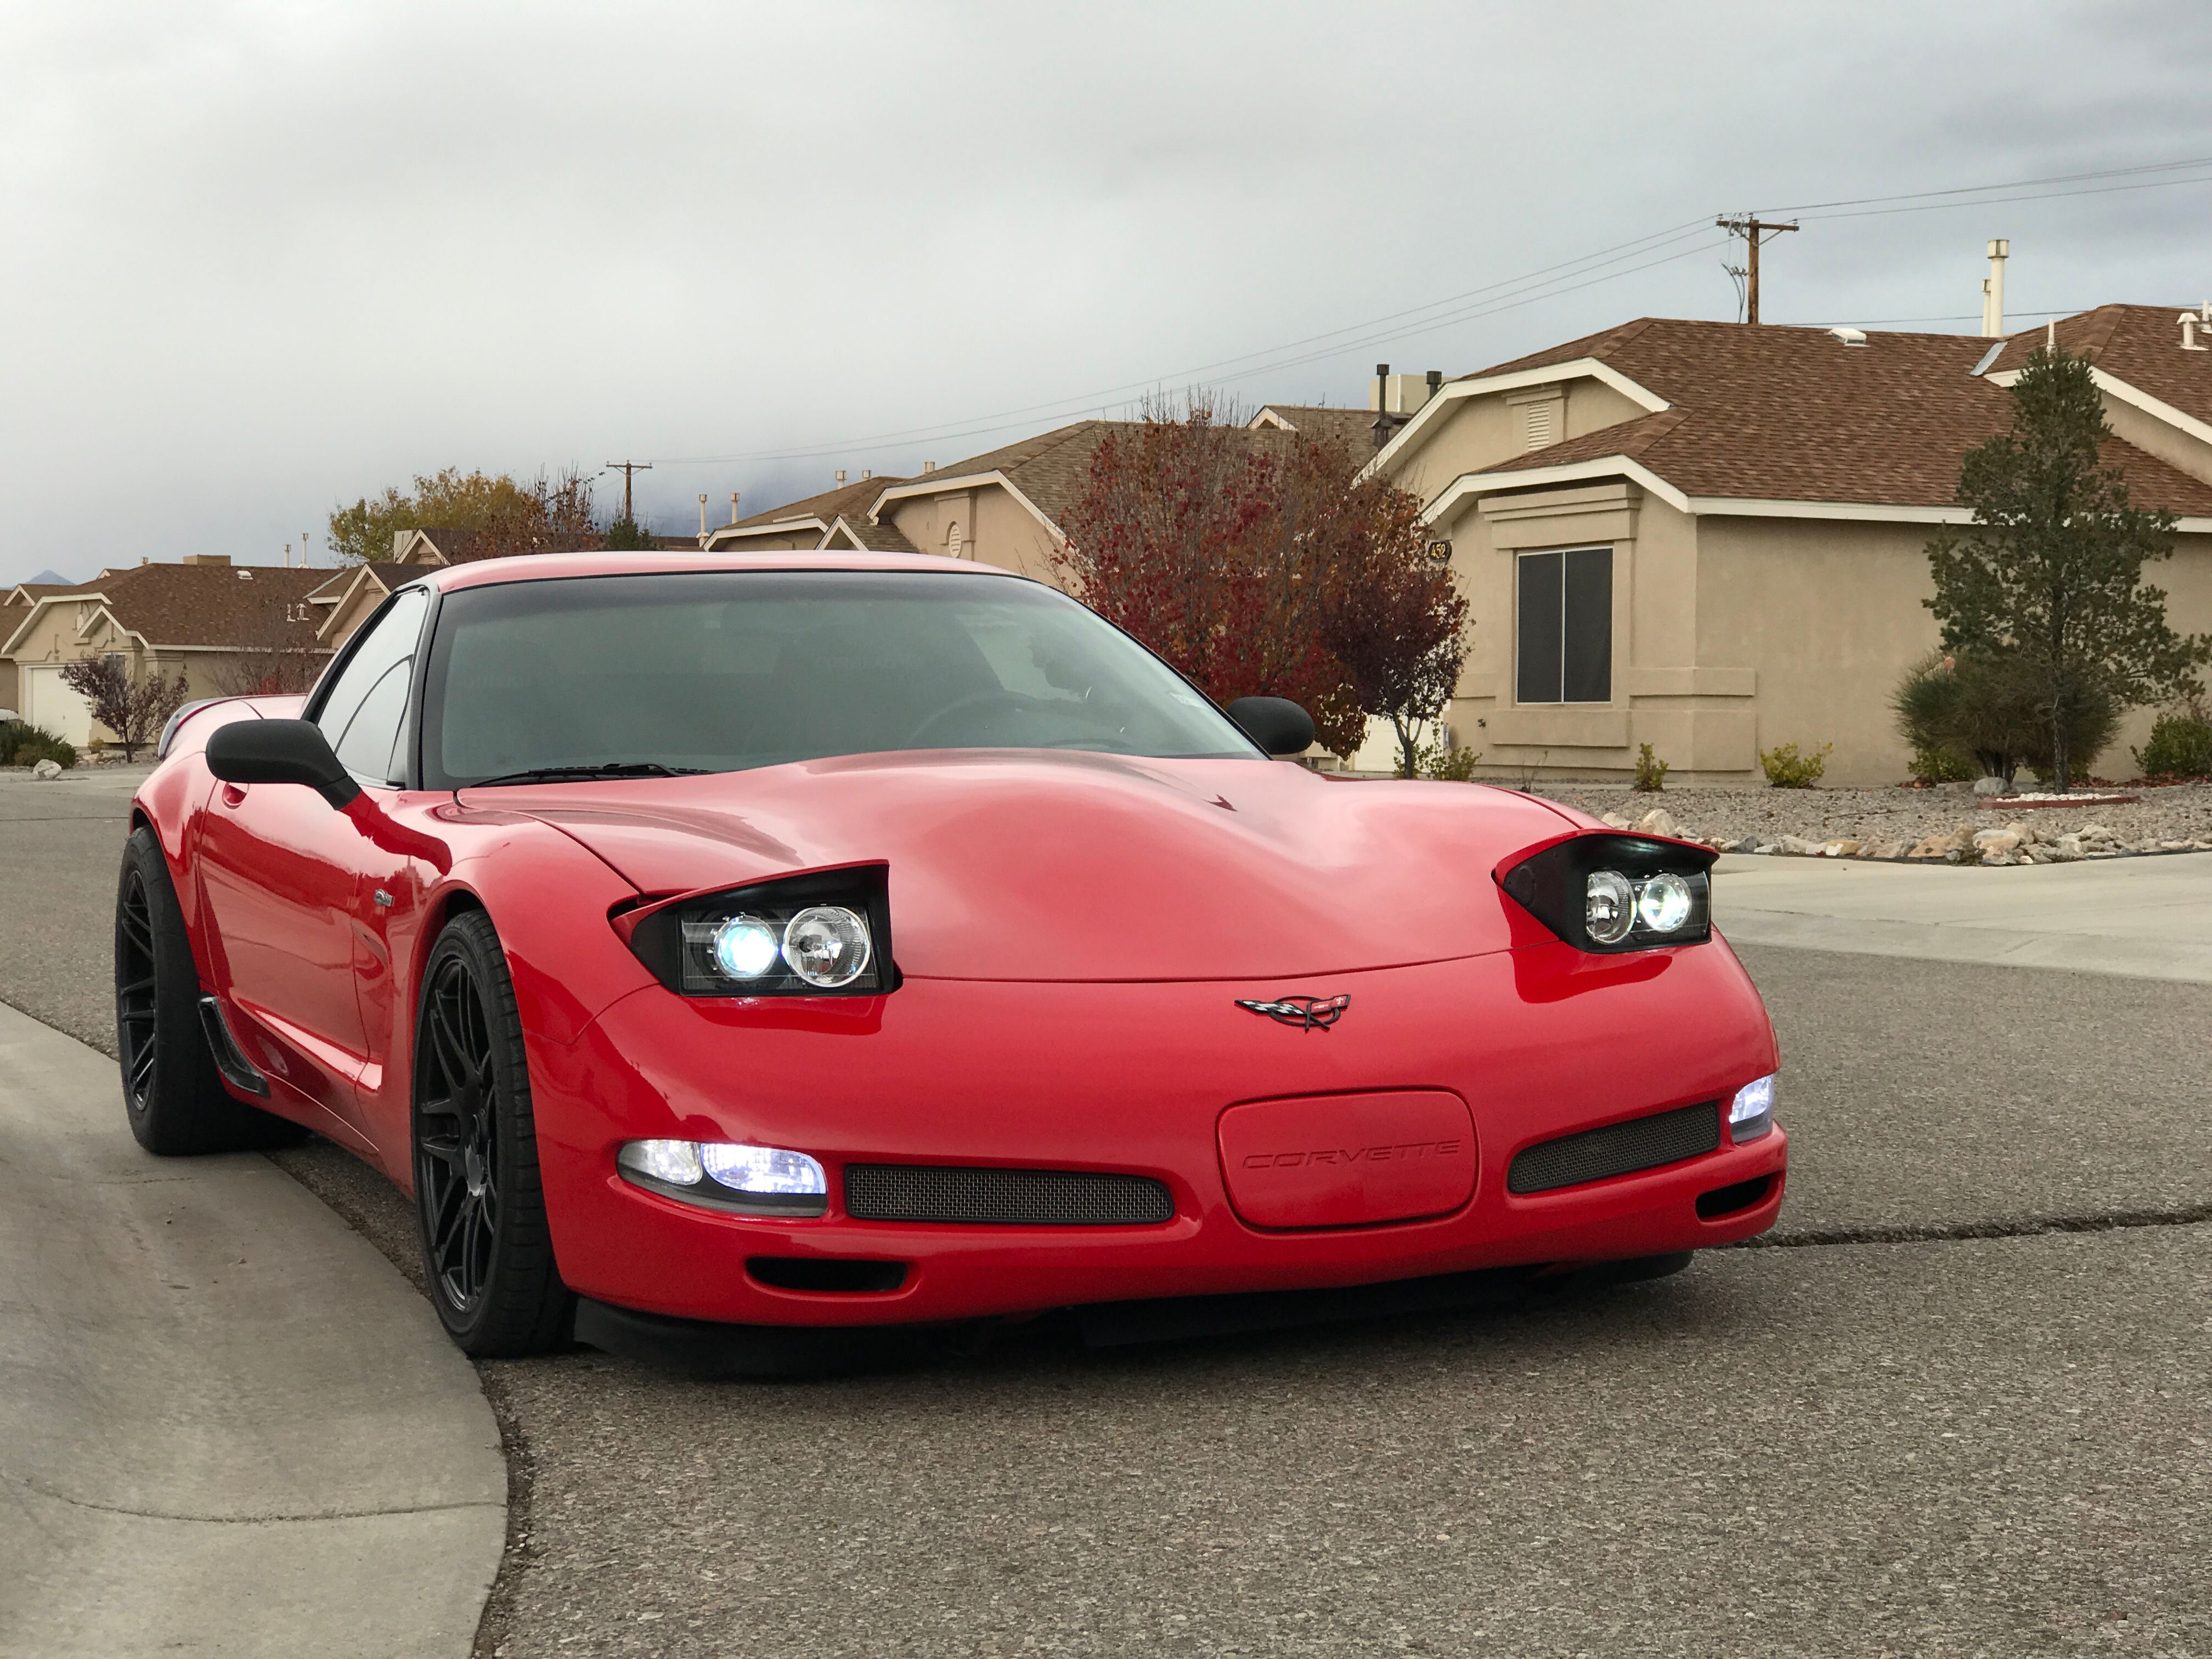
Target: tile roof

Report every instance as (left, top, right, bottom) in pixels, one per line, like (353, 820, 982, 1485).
(53, 563, 336, 650)
(1455, 315, 2212, 515)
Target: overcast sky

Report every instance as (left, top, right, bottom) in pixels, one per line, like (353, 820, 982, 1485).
(4, 0, 2210, 585)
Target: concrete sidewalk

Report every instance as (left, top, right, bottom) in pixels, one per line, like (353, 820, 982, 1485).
(1713, 848, 2212, 981)
(0, 1001, 505, 1659)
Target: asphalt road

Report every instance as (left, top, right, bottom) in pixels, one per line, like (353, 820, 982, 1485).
(5, 763, 2208, 1656)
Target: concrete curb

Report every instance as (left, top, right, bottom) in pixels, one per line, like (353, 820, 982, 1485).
(1714, 850, 2212, 982)
(0, 1001, 504, 1658)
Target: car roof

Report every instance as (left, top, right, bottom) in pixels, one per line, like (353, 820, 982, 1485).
(417, 548, 1020, 594)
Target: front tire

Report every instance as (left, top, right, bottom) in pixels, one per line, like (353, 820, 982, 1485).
(115, 825, 306, 1154)
(412, 910, 572, 1356)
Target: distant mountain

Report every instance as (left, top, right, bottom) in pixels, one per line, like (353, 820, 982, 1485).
(25, 568, 70, 586)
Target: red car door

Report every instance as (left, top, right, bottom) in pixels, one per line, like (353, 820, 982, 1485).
(195, 586, 431, 1146)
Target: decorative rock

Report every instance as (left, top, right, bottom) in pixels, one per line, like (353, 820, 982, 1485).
(1775, 834, 1823, 856)
(1635, 807, 1679, 837)
(1864, 839, 1908, 860)
(1600, 812, 1633, 830)
(1972, 829, 2022, 855)
(1971, 776, 2011, 798)
(1824, 839, 1863, 858)
(2050, 834, 2085, 860)
(30, 759, 61, 780)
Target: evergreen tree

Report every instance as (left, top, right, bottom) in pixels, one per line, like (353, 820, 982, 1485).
(1925, 346, 2207, 791)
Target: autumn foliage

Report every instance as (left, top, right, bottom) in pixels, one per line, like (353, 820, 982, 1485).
(1056, 399, 1468, 771)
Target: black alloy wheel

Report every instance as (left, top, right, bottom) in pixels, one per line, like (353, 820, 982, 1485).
(114, 825, 306, 1155)
(412, 909, 572, 1356)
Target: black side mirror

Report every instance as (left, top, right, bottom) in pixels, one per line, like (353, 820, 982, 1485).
(1227, 696, 1316, 758)
(206, 719, 361, 809)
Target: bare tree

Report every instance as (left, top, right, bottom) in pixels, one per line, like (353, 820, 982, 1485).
(58, 657, 189, 760)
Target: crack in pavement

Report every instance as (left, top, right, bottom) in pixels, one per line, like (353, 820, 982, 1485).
(6, 1471, 506, 1526)
(1735, 1203, 2212, 1249)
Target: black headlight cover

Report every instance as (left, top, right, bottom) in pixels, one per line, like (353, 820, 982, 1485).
(621, 863, 896, 997)
(1497, 833, 1716, 954)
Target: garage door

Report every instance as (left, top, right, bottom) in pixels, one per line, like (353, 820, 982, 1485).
(20, 665, 96, 746)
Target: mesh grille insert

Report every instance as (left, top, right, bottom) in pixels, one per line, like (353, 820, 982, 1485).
(844, 1165, 1175, 1227)
(1508, 1102, 1720, 1195)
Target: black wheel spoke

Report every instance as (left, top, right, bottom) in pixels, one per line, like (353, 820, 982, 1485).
(415, 947, 508, 1320)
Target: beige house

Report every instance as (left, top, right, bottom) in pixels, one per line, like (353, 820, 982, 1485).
(2, 582, 88, 713)
(1367, 306, 2212, 785)
(1, 557, 356, 746)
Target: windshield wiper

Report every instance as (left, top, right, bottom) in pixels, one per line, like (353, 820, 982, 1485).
(459, 761, 708, 789)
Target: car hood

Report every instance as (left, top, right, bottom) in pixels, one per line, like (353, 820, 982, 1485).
(506, 751, 1578, 982)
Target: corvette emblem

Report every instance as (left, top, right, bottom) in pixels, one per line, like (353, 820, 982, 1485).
(1236, 994, 1351, 1031)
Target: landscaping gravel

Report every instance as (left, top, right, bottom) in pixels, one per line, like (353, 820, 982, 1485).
(1531, 779, 2212, 864)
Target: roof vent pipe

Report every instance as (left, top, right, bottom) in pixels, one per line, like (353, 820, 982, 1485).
(729, 492, 741, 524)
(1980, 239, 2009, 337)
(2180, 308, 2209, 352)
(835, 470, 847, 485)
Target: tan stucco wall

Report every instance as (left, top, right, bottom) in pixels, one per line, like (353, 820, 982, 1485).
(1383, 377, 1649, 505)
(884, 484, 1062, 585)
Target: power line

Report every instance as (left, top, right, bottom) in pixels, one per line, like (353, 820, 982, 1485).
(645, 154, 2212, 471)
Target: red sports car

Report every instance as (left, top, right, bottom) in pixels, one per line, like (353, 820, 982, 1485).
(118, 550, 1785, 1372)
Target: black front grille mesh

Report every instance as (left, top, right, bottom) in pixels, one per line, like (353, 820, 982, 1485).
(1508, 1102, 1720, 1194)
(844, 1165, 1174, 1227)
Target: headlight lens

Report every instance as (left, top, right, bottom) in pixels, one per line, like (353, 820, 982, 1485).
(1638, 872, 1695, 934)
(620, 865, 893, 997)
(710, 914, 781, 979)
(1585, 871, 1637, 944)
(1729, 1074, 1776, 1142)
(618, 1138, 830, 1215)
(781, 906, 872, 989)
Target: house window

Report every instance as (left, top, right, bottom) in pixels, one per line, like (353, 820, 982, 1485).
(1515, 547, 1611, 704)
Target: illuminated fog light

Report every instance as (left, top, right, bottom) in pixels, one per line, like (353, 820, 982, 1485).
(1637, 872, 1695, 934)
(701, 1143, 828, 1197)
(710, 914, 781, 979)
(617, 1138, 704, 1186)
(782, 905, 872, 988)
(1729, 1074, 1776, 1142)
(1584, 871, 1635, 945)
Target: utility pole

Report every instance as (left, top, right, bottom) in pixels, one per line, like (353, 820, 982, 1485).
(1716, 215, 1798, 325)
(606, 460, 652, 523)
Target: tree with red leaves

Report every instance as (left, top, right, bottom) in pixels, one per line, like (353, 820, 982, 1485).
(59, 656, 189, 761)
(1056, 396, 1466, 770)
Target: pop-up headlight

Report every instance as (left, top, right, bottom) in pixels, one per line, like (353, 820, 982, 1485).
(618, 864, 894, 997)
(1498, 833, 1716, 954)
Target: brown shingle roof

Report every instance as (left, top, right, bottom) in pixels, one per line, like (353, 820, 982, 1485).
(1251, 405, 1376, 452)
(81, 563, 335, 650)
(1456, 315, 2212, 515)
(732, 474, 911, 531)
(1984, 304, 2212, 427)
(918, 419, 1304, 528)
(409, 527, 600, 565)
(828, 515, 920, 554)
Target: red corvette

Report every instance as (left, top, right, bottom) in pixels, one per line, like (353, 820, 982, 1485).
(117, 550, 1785, 1372)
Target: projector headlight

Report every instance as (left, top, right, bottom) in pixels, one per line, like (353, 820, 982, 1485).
(1498, 833, 1714, 954)
(616, 864, 894, 997)
(617, 1139, 830, 1215)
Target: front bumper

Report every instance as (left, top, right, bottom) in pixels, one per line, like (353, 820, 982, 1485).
(531, 937, 1786, 1329)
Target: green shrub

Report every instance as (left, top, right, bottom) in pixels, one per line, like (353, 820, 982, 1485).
(1, 721, 75, 769)
(1760, 741, 1831, 788)
(1891, 648, 2115, 787)
(2135, 713, 2212, 778)
(1632, 742, 1668, 792)
(1907, 745, 1976, 784)
(1417, 737, 1481, 781)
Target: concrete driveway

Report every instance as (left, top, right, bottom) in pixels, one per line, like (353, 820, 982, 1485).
(2, 764, 2207, 1656)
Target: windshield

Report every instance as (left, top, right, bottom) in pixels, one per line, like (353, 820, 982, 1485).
(418, 570, 1260, 786)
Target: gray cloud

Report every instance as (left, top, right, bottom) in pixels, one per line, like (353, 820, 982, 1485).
(4, 0, 2209, 582)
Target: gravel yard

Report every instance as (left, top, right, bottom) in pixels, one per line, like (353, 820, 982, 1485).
(1531, 779, 2212, 864)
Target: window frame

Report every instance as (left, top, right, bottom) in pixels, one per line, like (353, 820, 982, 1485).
(1514, 545, 1615, 707)
(303, 580, 437, 789)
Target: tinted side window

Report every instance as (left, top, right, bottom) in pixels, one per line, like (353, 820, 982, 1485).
(318, 586, 429, 785)
(1515, 548, 1611, 704)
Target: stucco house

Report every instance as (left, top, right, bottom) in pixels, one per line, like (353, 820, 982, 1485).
(704, 473, 922, 555)
(1366, 305, 2212, 785)
(1, 557, 352, 746)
